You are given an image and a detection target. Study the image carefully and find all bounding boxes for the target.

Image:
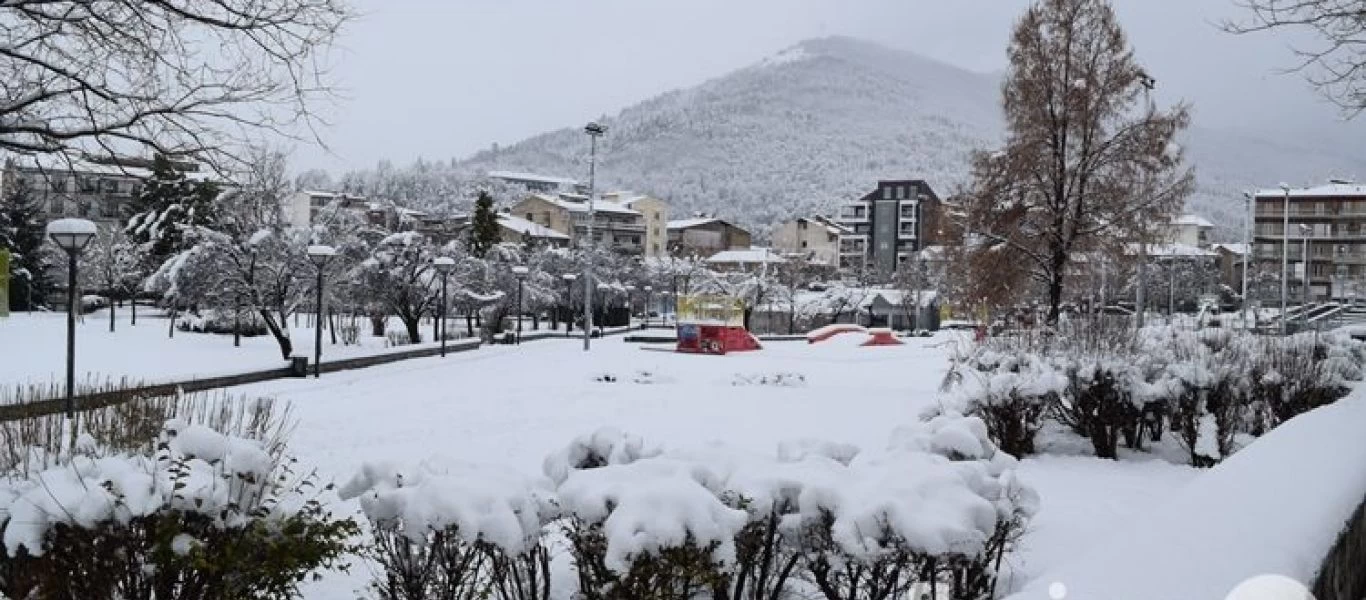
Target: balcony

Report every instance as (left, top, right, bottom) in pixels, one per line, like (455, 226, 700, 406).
(838, 205, 869, 223)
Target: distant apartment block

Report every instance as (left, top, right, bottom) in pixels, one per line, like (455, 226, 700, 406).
(3, 156, 208, 231)
(835, 180, 941, 273)
(509, 192, 653, 255)
(1253, 180, 1366, 302)
(601, 192, 669, 259)
(772, 216, 851, 268)
(488, 171, 581, 194)
(666, 217, 752, 257)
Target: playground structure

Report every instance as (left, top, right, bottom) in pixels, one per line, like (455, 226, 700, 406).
(675, 295, 762, 355)
(805, 324, 904, 347)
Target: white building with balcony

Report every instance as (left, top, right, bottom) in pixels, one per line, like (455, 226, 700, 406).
(1252, 180, 1366, 302)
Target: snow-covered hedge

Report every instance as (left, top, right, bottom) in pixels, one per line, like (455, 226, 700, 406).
(176, 307, 269, 336)
(0, 415, 356, 599)
(344, 417, 1038, 600)
(948, 321, 1365, 465)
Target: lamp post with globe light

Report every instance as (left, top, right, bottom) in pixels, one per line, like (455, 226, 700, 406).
(47, 218, 97, 419)
(307, 245, 335, 378)
(512, 265, 529, 344)
(434, 257, 455, 356)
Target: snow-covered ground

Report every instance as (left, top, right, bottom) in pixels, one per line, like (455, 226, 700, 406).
(0, 309, 471, 387)
(216, 332, 1200, 599)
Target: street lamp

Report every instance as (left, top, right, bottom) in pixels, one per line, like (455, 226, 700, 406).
(1242, 191, 1253, 327)
(512, 265, 529, 344)
(307, 245, 336, 378)
(562, 273, 577, 335)
(1279, 182, 1291, 334)
(434, 257, 454, 356)
(583, 121, 607, 352)
(644, 285, 653, 327)
(1299, 223, 1312, 327)
(47, 218, 97, 421)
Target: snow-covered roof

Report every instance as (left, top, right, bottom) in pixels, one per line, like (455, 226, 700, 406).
(1171, 214, 1215, 228)
(11, 156, 216, 182)
(859, 289, 938, 309)
(668, 217, 722, 230)
(1212, 243, 1248, 256)
(497, 214, 569, 240)
(705, 248, 786, 265)
(530, 193, 641, 216)
(1255, 181, 1366, 198)
(488, 171, 577, 186)
(1127, 243, 1219, 258)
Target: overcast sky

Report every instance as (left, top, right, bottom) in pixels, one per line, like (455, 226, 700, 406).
(292, 0, 1359, 172)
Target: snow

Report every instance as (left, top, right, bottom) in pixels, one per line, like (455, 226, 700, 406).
(1170, 214, 1215, 228)
(705, 248, 786, 265)
(45, 218, 97, 236)
(1256, 181, 1366, 198)
(1007, 392, 1366, 600)
(498, 213, 570, 240)
(667, 217, 722, 230)
(0, 309, 473, 386)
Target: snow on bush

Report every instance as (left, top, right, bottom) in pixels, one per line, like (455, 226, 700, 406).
(176, 307, 269, 336)
(339, 457, 557, 600)
(950, 319, 1366, 465)
(542, 427, 662, 486)
(0, 416, 355, 599)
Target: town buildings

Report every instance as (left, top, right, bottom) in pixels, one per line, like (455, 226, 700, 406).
(3, 156, 210, 231)
(667, 217, 752, 257)
(771, 216, 851, 268)
(1253, 180, 1366, 302)
(835, 180, 942, 273)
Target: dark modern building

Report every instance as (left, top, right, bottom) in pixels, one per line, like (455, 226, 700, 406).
(835, 180, 941, 274)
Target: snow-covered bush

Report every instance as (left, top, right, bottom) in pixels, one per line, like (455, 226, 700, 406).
(339, 458, 556, 600)
(0, 401, 355, 599)
(948, 349, 1066, 456)
(176, 307, 269, 336)
(542, 427, 662, 486)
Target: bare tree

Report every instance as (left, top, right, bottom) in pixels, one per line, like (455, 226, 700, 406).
(0, 0, 350, 167)
(955, 0, 1194, 323)
(1225, 0, 1366, 114)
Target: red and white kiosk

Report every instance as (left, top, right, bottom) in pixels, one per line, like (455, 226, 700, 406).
(674, 295, 762, 355)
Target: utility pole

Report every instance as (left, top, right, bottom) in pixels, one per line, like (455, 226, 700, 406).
(1280, 183, 1291, 335)
(583, 121, 606, 351)
(1135, 72, 1156, 329)
(1242, 191, 1253, 327)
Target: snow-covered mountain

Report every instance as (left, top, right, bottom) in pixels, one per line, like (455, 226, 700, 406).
(372, 37, 1366, 240)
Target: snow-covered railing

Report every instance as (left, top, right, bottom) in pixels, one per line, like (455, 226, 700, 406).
(1006, 392, 1366, 600)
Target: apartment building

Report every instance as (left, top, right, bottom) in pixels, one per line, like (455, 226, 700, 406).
(1253, 180, 1366, 302)
(666, 217, 752, 257)
(509, 193, 649, 255)
(772, 216, 851, 267)
(835, 180, 941, 274)
(3, 156, 208, 230)
(601, 192, 668, 259)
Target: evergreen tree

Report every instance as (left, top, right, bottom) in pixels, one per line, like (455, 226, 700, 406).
(0, 178, 53, 311)
(124, 156, 221, 259)
(466, 190, 501, 258)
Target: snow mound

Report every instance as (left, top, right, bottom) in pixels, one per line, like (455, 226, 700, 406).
(1007, 392, 1366, 600)
(339, 457, 554, 555)
(543, 427, 663, 485)
(556, 458, 748, 572)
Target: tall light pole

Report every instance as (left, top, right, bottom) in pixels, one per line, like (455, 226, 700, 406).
(434, 257, 454, 356)
(1280, 183, 1292, 334)
(1242, 191, 1254, 327)
(307, 245, 335, 378)
(583, 121, 607, 351)
(47, 218, 97, 421)
(1136, 72, 1156, 330)
(513, 265, 529, 344)
(1300, 223, 1312, 328)
(563, 273, 577, 336)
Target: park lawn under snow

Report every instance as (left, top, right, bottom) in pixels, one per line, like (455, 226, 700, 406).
(0, 309, 467, 387)
(219, 333, 1200, 599)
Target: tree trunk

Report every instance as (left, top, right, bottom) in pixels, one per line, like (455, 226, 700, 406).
(260, 309, 293, 360)
(130, 295, 137, 325)
(369, 314, 386, 337)
(168, 306, 176, 338)
(329, 309, 337, 345)
(402, 316, 422, 344)
(465, 312, 475, 336)
(108, 295, 116, 332)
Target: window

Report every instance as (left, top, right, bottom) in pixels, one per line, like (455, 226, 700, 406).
(883, 187, 892, 200)
(654, 213, 661, 221)
(50, 198, 64, 214)
(653, 243, 660, 254)
(49, 178, 66, 193)
(798, 220, 808, 230)
(631, 235, 641, 244)
(800, 240, 808, 249)
(526, 213, 534, 221)
(78, 177, 96, 192)
(897, 186, 906, 200)
(77, 200, 91, 217)
(100, 200, 118, 218)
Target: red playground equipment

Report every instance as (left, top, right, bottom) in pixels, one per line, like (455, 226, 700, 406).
(675, 295, 762, 355)
(805, 324, 867, 343)
(862, 328, 905, 346)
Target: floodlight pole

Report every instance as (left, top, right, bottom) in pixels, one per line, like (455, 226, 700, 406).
(583, 121, 606, 351)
